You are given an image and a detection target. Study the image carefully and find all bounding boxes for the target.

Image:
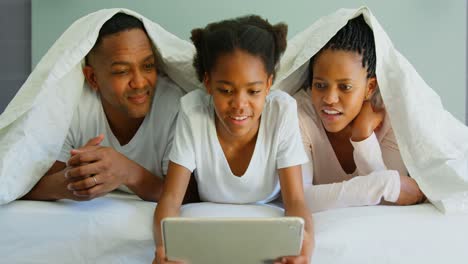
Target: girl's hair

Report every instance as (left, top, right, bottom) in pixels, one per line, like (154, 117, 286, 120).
(191, 15, 288, 82)
(306, 15, 383, 109)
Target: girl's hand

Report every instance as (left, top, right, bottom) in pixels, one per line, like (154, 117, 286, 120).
(351, 101, 385, 142)
(274, 255, 310, 264)
(153, 246, 187, 264)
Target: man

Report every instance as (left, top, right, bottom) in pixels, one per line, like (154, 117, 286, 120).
(22, 13, 185, 202)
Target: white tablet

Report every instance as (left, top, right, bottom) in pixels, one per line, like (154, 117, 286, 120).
(161, 217, 304, 264)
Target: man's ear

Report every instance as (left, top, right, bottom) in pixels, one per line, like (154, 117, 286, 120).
(82, 66, 99, 91)
(365, 76, 377, 100)
(203, 72, 212, 95)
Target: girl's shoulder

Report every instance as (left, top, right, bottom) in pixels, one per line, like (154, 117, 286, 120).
(264, 90, 297, 115)
(179, 89, 211, 115)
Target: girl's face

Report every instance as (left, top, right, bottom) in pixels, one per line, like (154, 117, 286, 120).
(204, 49, 272, 140)
(310, 49, 376, 134)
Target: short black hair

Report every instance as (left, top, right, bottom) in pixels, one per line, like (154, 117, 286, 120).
(86, 13, 148, 65)
(190, 15, 288, 82)
(95, 12, 147, 49)
(307, 15, 376, 87)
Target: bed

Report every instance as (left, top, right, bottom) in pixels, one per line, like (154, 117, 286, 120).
(1, 192, 467, 264)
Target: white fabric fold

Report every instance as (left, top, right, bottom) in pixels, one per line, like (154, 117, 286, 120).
(274, 6, 468, 213)
(0, 8, 201, 204)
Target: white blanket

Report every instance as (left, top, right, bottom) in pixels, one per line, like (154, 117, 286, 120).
(0, 8, 201, 204)
(1, 193, 467, 264)
(273, 7, 468, 213)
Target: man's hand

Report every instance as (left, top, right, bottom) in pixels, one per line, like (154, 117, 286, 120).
(65, 143, 136, 199)
(350, 101, 385, 142)
(395, 175, 426, 205)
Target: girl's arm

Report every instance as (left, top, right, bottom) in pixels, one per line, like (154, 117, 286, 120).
(153, 161, 192, 264)
(277, 165, 314, 263)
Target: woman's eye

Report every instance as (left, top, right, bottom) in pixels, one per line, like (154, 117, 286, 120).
(313, 82, 327, 90)
(217, 88, 232, 94)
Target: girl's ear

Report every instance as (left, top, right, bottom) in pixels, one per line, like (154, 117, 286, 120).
(83, 66, 99, 91)
(203, 72, 212, 94)
(365, 76, 377, 100)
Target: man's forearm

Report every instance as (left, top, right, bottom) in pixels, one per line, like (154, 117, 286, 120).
(21, 171, 68, 201)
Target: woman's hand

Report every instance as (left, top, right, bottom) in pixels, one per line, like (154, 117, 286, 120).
(395, 175, 426, 205)
(351, 101, 385, 142)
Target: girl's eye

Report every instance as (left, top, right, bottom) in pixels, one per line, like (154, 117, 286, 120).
(249, 90, 261, 95)
(313, 82, 327, 90)
(339, 84, 353, 90)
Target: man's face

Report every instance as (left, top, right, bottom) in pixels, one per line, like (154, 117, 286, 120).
(84, 28, 157, 120)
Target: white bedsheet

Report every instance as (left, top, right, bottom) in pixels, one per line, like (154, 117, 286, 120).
(1, 193, 467, 264)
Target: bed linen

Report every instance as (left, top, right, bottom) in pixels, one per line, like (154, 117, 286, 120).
(1, 193, 467, 264)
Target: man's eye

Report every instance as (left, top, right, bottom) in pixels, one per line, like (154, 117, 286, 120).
(144, 63, 155, 70)
(112, 70, 128, 75)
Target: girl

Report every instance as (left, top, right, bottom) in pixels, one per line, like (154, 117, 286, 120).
(295, 15, 426, 212)
(153, 15, 313, 264)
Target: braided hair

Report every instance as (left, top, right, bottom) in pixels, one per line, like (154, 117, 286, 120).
(307, 15, 382, 108)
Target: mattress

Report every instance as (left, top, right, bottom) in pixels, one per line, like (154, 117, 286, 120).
(1, 192, 467, 263)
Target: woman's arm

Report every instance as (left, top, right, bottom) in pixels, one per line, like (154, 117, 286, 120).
(153, 161, 192, 264)
(277, 165, 314, 264)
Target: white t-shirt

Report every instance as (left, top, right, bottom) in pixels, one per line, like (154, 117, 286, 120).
(57, 75, 184, 192)
(169, 89, 309, 204)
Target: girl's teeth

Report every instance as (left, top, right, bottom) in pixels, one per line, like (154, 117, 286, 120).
(231, 116, 247, 120)
(323, 109, 340, 115)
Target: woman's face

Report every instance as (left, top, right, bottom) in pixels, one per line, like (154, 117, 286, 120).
(204, 49, 272, 140)
(310, 49, 375, 134)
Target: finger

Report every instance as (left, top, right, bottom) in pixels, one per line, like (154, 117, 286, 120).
(67, 175, 100, 191)
(70, 145, 101, 156)
(68, 151, 102, 167)
(72, 183, 107, 198)
(84, 134, 105, 147)
(66, 162, 102, 180)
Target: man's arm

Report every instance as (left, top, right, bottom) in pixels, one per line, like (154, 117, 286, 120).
(21, 161, 71, 201)
(21, 135, 104, 201)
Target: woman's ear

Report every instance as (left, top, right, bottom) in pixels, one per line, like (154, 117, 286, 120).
(82, 66, 98, 91)
(203, 72, 212, 95)
(365, 76, 377, 100)
(266, 75, 273, 95)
